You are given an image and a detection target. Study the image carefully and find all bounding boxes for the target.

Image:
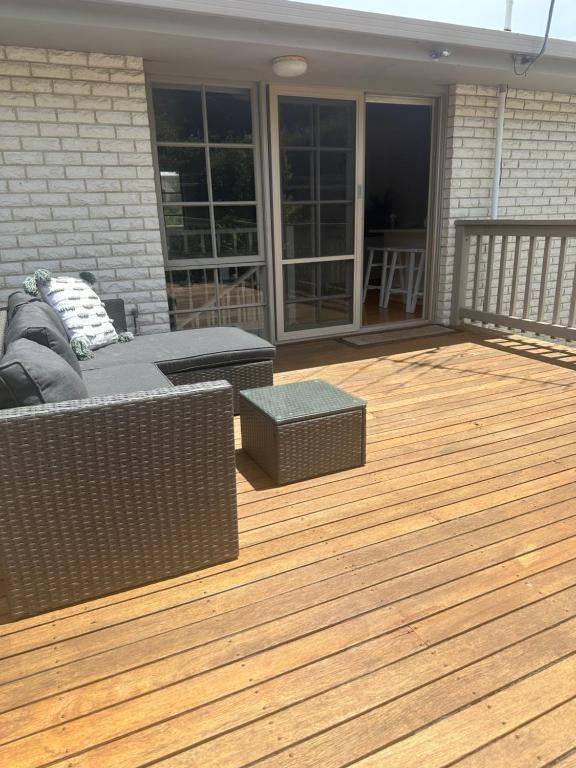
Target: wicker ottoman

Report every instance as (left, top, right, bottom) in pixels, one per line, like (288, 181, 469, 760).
(240, 379, 366, 485)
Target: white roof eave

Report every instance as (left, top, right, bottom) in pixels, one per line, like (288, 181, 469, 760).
(78, 0, 576, 60)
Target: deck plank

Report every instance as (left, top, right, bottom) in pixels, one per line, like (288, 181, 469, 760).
(451, 697, 576, 767)
(2, 332, 576, 767)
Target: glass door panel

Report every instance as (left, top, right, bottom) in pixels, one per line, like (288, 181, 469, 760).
(273, 93, 361, 339)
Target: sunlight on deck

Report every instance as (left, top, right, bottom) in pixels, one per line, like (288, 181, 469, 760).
(2, 330, 576, 767)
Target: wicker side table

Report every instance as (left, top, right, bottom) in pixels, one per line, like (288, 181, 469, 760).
(240, 380, 366, 485)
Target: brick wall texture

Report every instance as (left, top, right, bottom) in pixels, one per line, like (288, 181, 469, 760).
(439, 84, 576, 324)
(0, 45, 169, 334)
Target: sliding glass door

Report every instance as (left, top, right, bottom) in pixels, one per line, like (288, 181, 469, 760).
(270, 89, 363, 340)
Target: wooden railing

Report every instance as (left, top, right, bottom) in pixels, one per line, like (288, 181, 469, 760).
(452, 219, 576, 342)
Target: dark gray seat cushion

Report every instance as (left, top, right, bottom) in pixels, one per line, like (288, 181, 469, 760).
(84, 363, 172, 397)
(0, 339, 88, 410)
(5, 300, 82, 376)
(80, 327, 275, 376)
(7, 291, 40, 322)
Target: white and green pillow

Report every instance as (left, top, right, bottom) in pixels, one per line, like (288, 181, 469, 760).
(23, 269, 132, 360)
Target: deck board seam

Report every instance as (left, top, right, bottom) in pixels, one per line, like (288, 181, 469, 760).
(19, 615, 576, 768)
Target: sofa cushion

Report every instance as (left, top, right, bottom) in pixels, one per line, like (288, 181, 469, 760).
(84, 363, 173, 397)
(5, 300, 83, 376)
(0, 339, 88, 410)
(80, 327, 275, 376)
(7, 291, 41, 322)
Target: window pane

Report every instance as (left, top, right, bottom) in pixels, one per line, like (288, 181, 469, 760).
(319, 297, 352, 325)
(283, 260, 353, 332)
(214, 206, 258, 258)
(210, 148, 255, 202)
(282, 150, 315, 202)
(284, 262, 317, 300)
(319, 151, 354, 201)
(158, 147, 207, 203)
(285, 301, 318, 331)
(283, 204, 316, 259)
(170, 311, 219, 331)
(165, 269, 188, 314)
(218, 266, 264, 306)
(163, 206, 212, 259)
(319, 102, 355, 147)
(320, 203, 354, 256)
(221, 307, 265, 335)
(152, 87, 204, 143)
(165, 268, 217, 312)
(279, 99, 314, 147)
(320, 261, 353, 296)
(206, 89, 252, 144)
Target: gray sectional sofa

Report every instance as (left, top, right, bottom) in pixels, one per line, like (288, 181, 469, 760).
(81, 323, 275, 412)
(0, 292, 275, 619)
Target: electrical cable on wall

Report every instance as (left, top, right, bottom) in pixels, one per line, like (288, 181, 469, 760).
(513, 0, 556, 75)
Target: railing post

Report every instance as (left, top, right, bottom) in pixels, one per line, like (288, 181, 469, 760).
(451, 222, 471, 327)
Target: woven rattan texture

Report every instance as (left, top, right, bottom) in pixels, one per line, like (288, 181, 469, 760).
(168, 360, 273, 414)
(0, 382, 238, 618)
(240, 396, 366, 485)
(240, 379, 366, 423)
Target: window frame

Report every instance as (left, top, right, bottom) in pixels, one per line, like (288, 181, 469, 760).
(148, 79, 266, 270)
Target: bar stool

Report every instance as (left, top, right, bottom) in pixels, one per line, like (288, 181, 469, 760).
(363, 248, 389, 303)
(406, 249, 426, 313)
(381, 250, 408, 308)
(381, 249, 426, 312)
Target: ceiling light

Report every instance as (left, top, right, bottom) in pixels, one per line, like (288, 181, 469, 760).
(272, 56, 308, 78)
(429, 49, 452, 61)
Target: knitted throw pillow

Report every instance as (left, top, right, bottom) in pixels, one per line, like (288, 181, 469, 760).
(23, 270, 132, 360)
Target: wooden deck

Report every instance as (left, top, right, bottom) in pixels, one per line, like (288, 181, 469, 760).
(2, 330, 576, 767)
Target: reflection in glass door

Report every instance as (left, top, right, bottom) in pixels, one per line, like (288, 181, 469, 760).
(271, 92, 362, 339)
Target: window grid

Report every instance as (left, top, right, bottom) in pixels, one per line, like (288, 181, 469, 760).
(165, 266, 267, 336)
(152, 83, 264, 268)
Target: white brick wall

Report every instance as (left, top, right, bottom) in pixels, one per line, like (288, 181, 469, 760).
(0, 45, 169, 334)
(438, 84, 576, 325)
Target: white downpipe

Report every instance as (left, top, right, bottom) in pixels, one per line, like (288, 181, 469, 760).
(504, 0, 514, 31)
(490, 85, 507, 219)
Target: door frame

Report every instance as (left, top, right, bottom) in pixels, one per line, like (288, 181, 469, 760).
(269, 84, 366, 342)
(361, 93, 441, 331)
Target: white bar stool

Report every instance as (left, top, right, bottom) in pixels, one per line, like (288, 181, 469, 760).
(381, 250, 408, 308)
(406, 249, 426, 313)
(363, 248, 389, 303)
(381, 248, 426, 312)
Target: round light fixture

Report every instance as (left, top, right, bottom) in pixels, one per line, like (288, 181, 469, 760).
(272, 56, 308, 78)
(429, 49, 452, 61)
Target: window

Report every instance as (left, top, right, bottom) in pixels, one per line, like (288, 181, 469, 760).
(278, 97, 356, 261)
(165, 266, 266, 336)
(283, 261, 353, 332)
(152, 84, 267, 334)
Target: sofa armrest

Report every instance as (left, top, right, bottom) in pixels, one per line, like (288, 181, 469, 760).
(0, 381, 238, 618)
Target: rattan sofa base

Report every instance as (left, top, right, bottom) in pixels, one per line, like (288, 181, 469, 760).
(0, 381, 238, 619)
(240, 395, 366, 485)
(168, 360, 273, 414)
